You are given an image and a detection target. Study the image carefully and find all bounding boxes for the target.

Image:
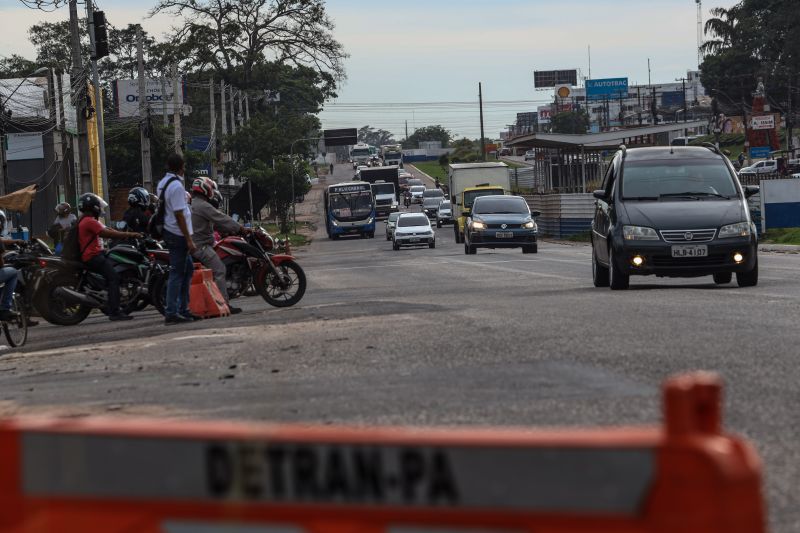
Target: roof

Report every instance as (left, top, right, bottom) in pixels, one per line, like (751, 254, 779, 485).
(624, 146, 722, 161)
(449, 162, 509, 169)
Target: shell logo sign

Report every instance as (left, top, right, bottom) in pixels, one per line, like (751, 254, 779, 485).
(556, 84, 572, 98)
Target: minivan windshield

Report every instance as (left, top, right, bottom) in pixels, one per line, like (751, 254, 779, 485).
(398, 215, 429, 227)
(621, 160, 738, 199)
(423, 189, 444, 198)
(473, 197, 530, 214)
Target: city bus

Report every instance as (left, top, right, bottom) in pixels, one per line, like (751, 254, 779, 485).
(324, 181, 376, 239)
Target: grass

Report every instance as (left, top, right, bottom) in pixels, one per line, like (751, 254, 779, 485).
(566, 230, 592, 242)
(761, 227, 800, 245)
(258, 222, 312, 247)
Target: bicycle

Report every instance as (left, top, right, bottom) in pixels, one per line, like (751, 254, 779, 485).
(2, 292, 28, 348)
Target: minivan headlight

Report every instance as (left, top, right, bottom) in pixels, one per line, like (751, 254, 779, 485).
(623, 225, 659, 240)
(523, 220, 536, 229)
(471, 221, 486, 230)
(719, 221, 751, 238)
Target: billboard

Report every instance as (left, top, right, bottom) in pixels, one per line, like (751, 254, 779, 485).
(751, 115, 776, 130)
(114, 78, 187, 118)
(534, 69, 578, 88)
(586, 78, 629, 100)
(537, 105, 552, 124)
(516, 112, 537, 127)
(323, 128, 358, 146)
(6, 132, 43, 161)
(661, 91, 685, 109)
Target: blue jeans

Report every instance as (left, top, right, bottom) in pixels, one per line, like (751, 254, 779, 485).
(0, 267, 18, 311)
(163, 230, 194, 317)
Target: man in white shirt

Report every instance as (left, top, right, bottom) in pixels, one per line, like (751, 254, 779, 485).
(157, 153, 198, 325)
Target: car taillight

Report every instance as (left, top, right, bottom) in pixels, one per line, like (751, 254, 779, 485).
(38, 259, 48, 268)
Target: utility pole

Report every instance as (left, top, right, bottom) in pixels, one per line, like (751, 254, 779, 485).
(238, 90, 244, 128)
(54, 71, 76, 203)
(172, 63, 182, 155)
(245, 94, 250, 122)
(69, 0, 91, 195)
(209, 78, 217, 180)
(651, 86, 658, 125)
(405, 120, 409, 141)
(161, 77, 168, 126)
(478, 82, 486, 162)
(86, 0, 109, 204)
(787, 81, 794, 156)
(220, 80, 227, 164)
(647, 58, 652, 87)
(136, 27, 153, 189)
(229, 86, 237, 135)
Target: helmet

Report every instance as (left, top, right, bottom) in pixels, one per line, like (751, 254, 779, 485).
(209, 190, 223, 209)
(127, 187, 149, 208)
(191, 176, 218, 200)
(77, 193, 108, 217)
(55, 202, 71, 216)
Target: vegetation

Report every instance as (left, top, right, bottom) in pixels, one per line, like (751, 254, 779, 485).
(258, 222, 312, 247)
(358, 126, 395, 147)
(402, 125, 452, 149)
(761, 228, 800, 246)
(551, 111, 590, 134)
(411, 161, 448, 182)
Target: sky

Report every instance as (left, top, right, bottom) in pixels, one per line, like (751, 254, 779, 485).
(0, 0, 738, 139)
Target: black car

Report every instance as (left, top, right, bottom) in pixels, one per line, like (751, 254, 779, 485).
(464, 195, 540, 254)
(591, 145, 759, 290)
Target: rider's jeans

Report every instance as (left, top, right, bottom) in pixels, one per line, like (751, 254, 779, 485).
(86, 252, 121, 315)
(0, 267, 18, 311)
(163, 230, 194, 317)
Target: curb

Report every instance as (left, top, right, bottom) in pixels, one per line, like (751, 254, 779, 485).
(759, 244, 800, 254)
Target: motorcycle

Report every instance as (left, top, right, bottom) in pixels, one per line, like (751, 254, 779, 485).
(4, 239, 54, 319)
(215, 227, 306, 307)
(36, 239, 167, 326)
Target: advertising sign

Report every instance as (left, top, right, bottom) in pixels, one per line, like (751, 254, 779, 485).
(516, 112, 537, 127)
(661, 91, 685, 109)
(586, 78, 629, 100)
(6, 132, 43, 161)
(750, 146, 771, 159)
(323, 128, 358, 146)
(537, 106, 552, 124)
(751, 115, 776, 130)
(114, 78, 187, 118)
(534, 69, 578, 88)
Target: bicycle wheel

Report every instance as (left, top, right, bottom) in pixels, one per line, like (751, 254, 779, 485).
(4, 293, 28, 348)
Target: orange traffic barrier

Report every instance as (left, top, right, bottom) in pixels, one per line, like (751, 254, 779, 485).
(0, 372, 765, 533)
(189, 267, 230, 318)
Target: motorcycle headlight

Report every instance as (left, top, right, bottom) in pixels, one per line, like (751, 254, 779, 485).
(471, 221, 486, 230)
(719, 221, 751, 238)
(623, 225, 659, 241)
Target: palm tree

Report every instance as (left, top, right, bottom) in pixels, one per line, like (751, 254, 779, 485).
(701, 5, 742, 55)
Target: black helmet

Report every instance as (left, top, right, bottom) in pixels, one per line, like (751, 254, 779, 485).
(128, 187, 149, 208)
(78, 193, 108, 217)
(55, 202, 71, 216)
(209, 190, 223, 209)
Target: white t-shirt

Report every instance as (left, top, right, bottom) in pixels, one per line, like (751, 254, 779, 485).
(157, 173, 193, 236)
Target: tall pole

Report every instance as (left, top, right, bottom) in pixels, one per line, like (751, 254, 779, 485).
(173, 63, 182, 155)
(478, 82, 486, 162)
(238, 90, 244, 128)
(69, 0, 91, 195)
(229, 86, 237, 135)
(136, 27, 153, 189)
(54, 71, 76, 203)
(788, 82, 793, 156)
(209, 78, 217, 180)
(245, 94, 250, 122)
(161, 77, 168, 126)
(647, 58, 652, 87)
(220, 80, 227, 165)
(86, 0, 109, 204)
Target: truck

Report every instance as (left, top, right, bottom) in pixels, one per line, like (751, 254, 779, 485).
(324, 181, 376, 239)
(358, 166, 401, 199)
(448, 162, 511, 243)
(350, 143, 372, 169)
(381, 144, 404, 167)
(369, 181, 399, 218)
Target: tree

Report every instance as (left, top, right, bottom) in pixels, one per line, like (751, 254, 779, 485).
(402, 125, 451, 149)
(245, 157, 309, 234)
(28, 19, 87, 72)
(448, 137, 479, 163)
(551, 111, 589, 134)
(149, 0, 348, 85)
(358, 126, 395, 146)
(0, 55, 38, 78)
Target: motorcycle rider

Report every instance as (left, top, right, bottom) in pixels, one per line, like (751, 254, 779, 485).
(190, 177, 246, 314)
(123, 187, 151, 234)
(50, 202, 76, 254)
(404, 190, 412, 208)
(77, 193, 143, 321)
(0, 211, 25, 322)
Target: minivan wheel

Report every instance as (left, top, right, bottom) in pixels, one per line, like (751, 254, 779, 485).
(608, 246, 629, 290)
(736, 259, 758, 287)
(593, 248, 610, 287)
(713, 272, 733, 285)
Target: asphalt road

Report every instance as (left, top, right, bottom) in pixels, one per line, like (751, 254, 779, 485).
(3, 163, 800, 530)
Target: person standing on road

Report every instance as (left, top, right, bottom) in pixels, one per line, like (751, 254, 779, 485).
(738, 152, 746, 168)
(50, 202, 76, 254)
(77, 193, 143, 322)
(157, 153, 198, 325)
(190, 177, 246, 315)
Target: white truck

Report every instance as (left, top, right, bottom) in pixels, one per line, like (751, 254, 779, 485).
(350, 143, 372, 169)
(381, 144, 404, 167)
(448, 162, 511, 243)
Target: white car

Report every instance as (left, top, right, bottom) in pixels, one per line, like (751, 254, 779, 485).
(524, 150, 536, 161)
(385, 212, 401, 240)
(739, 160, 778, 175)
(409, 185, 426, 204)
(393, 213, 435, 250)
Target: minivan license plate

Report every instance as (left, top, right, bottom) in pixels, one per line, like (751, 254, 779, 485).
(496, 232, 514, 238)
(672, 245, 708, 258)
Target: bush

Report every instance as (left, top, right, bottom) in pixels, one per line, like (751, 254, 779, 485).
(438, 153, 449, 168)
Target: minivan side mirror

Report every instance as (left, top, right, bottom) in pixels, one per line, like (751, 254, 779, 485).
(592, 189, 607, 200)
(530, 210, 542, 218)
(744, 185, 760, 198)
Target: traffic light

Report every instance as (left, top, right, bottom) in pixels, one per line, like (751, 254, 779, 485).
(92, 11, 109, 60)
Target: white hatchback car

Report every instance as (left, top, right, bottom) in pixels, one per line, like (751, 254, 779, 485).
(393, 213, 435, 250)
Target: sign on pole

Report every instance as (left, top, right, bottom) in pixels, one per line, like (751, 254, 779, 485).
(750, 115, 775, 130)
(586, 78, 629, 100)
(114, 78, 189, 118)
(534, 69, 578, 88)
(323, 128, 358, 146)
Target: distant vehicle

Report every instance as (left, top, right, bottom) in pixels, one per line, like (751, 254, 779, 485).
(385, 212, 401, 241)
(739, 160, 778, 175)
(398, 175, 409, 191)
(448, 162, 511, 243)
(670, 136, 700, 147)
(591, 146, 759, 290)
(409, 185, 426, 204)
(422, 189, 445, 217)
(393, 213, 435, 250)
(407, 178, 424, 187)
(350, 143, 372, 168)
(436, 200, 453, 228)
(324, 181, 376, 240)
(359, 167, 401, 216)
(499, 147, 512, 156)
(354, 165, 370, 179)
(464, 195, 539, 255)
(524, 150, 536, 161)
(370, 181, 399, 218)
(381, 144, 404, 166)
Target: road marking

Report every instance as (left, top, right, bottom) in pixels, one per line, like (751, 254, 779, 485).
(439, 258, 582, 281)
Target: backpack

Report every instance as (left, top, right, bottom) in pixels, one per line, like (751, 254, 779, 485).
(60, 217, 92, 262)
(147, 176, 180, 239)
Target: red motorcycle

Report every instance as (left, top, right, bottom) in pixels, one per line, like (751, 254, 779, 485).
(215, 227, 306, 307)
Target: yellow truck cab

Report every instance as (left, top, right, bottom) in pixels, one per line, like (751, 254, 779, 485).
(448, 163, 512, 243)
